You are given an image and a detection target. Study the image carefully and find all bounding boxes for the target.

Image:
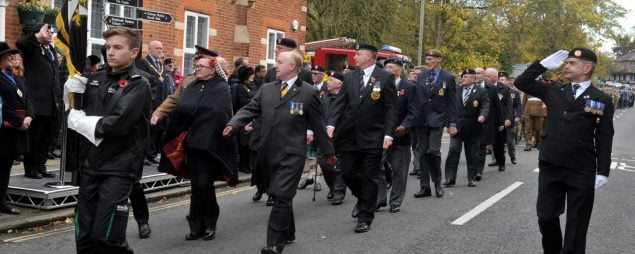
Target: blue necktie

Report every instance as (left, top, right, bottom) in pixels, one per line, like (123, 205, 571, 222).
(572, 84, 581, 99)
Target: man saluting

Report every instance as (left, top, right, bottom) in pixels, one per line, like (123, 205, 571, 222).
(223, 50, 335, 254)
(515, 48, 614, 254)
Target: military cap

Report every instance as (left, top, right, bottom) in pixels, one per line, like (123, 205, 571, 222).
(344, 64, 356, 70)
(384, 58, 404, 67)
(425, 49, 443, 58)
(87, 55, 101, 66)
(356, 43, 378, 52)
(0, 42, 20, 57)
(498, 71, 509, 78)
(329, 71, 345, 82)
(164, 58, 174, 65)
(311, 65, 326, 73)
(194, 45, 219, 57)
(460, 68, 476, 77)
(568, 48, 597, 63)
(276, 38, 297, 49)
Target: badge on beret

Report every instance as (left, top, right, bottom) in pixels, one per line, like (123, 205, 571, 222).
(356, 44, 360, 50)
(473, 100, 478, 107)
(574, 50, 582, 57)
(16, 89, 23, 98)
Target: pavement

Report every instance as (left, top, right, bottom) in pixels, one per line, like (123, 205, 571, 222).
(0, 107, 634, 253)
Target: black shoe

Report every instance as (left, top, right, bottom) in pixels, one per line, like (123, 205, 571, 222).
(147, 157, 159, 164)
(261, 246, 282, 254)
(297, 178, 313, 189)
(47, 151, 56, 160)
(486, 149, 492, 155)
(511, 158, 517, 164)
(435, 185, 444, 198)
(443, 180, 455, 187)
(376, 202, 387, 210)
(386, 183, 392, 189)
(354, 222, 370, 233)
(0, 207, 21, 215)
(202, 227, 215, 241)
(488, 162, 499, 167)
(389, 205, 400, 213)
(524, 147, 531, 151)
(327, 191, 334, 200)
(331, 199, 343, 206)
(498, 166, 505, 172)
(12, 160, 20, 166)
(185, 232, 203, 240)
(286, 235, 296, 244)
(253, 190, 264, 201)
(25, 173, 42, 179)
(138, 223, 151, 239)
(413, 189, 431, 198)
(475, 174, 482, 181)
(468, 181, 476, 187)
(266, 196, 275, 206)
(144, 160, 152, 166)
(409, 171, 418, 176)
(40, 172, 56, 178)
(351, 205, 359, 218)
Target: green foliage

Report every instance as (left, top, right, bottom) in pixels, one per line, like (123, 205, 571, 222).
(16, 1, 44, 13)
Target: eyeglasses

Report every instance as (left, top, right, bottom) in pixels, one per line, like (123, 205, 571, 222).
(193, 65, 211, 70)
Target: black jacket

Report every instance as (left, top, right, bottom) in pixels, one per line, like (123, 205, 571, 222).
(0, 70, 34, 157)
(231, 81, 257, 146)
(480, 83, 504, 144)
(136, 56, 167, 109)
(163, 76, 237, 183)
(15, 34, 61, 117)
(455, 84, 490, 139)
(515, 62, 614, 176)
(328, 67, 398, 151)
(80, 66, 151, 179)
(413, 67, 457, 128)
(393, 79, 418, 146)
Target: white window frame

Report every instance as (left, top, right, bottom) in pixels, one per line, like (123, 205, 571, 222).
(182, 11, 210, 73)
(266, 29, 285, 68)
(86, 1, 137, 57)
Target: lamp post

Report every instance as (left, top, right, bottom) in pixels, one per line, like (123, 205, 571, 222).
(417, 0, 425, 66)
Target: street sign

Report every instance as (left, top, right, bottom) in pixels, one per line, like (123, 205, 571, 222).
(106, 0, 143, 7)
(136, 9, 172, 23)
(104, 16, 142, 29)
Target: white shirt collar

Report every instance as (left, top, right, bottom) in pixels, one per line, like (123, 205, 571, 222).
(315, 82, 323, 90)
(283, 76, 298, 87)
(572, 80, 592, 99)
(395, 78, 401, 86)
(362, 65, 375, 85)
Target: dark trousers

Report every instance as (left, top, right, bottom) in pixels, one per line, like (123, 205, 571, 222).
(24, 114, 53, 175)
(445, 135, 479, 182)
(0, 156, 14, 209)
(187, 153, 220, 233)
(237, 145, 252, 173)
(377, 145, 411, 206)
(410, 128, 420, 174)
(416, 127, 443, 189)
(75, 174, 135, 254)
(250, 150, 269, 193)
(267, 196, 295, 249)
(129, 182, 149, 224)
(340, 149, 382, 224)
(145, 127, 162, 160)
(506, 126, 516, 161)
(492, 129, 506, 165)
(319, 156, 346, 201)
(537, 161, 595, 254)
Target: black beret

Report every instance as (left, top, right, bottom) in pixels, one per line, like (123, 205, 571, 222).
(164, 58, 174, 65)
(311, 65, 326, 73)
(460, 69, 476, 77)
(237, 66, 255, 83)
(384, 58, 404, 67)
(425, 49, 443, 58)
(0, 41, 20, 57)
(344, 64, 355, 70)
(276, 38, 297, 49)
(194, 45, 219, 57)
(329, 71, 345, 82)
(356, 43, 378, 52)
(568, 48, 597, 63)
(498, 71, 509, 78)
(87, 55, 101, 66)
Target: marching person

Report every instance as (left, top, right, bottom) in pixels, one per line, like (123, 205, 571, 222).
(412, 49, 457, 198)
(474, 67, 503, 181)
(69, 27, 151, 253)
(522, 84, 548, 151)
(515, 48, 614, 254)
(161, 55, 237, 241)
(230, 66, 257, 174)
(484, 68, 513, 172)
(499, 72, 522, 164)
(0, 42, 31, 215)
(377, 58, 417, 213)
(327, 44, 397, 233)
(16, 24, 61, 179)
(223, 50, 335, 254)
(443, 69, 489, 187)
(320, 71, 347, 205)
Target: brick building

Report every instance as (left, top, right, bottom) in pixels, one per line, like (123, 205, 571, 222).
(1, 0, 308, 74)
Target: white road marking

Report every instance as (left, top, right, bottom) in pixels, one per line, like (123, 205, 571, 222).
(533, 168, 539, 173)
(610, 162, 618, 170)
(451, 181, 524, 226)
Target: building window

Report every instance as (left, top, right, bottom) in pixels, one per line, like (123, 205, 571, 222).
(266, 29, 285, 69)
(86, 1, 137, 58)
(182, 11, 210, 74)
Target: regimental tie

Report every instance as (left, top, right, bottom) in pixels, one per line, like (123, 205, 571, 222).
(281, 82, 289, 97)
(463, 86, 471, 106)
(359, 71, 366, 92)
(428, 72, 436, 87)
(572, 83, 581, 99)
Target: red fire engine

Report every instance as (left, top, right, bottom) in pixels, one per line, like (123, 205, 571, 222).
(305, 37, 412, 71)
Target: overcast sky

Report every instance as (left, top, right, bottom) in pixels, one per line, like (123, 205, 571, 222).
(601, 0, 635, 52)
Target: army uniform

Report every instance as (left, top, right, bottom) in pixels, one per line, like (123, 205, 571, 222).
(522, 93, 547, 150)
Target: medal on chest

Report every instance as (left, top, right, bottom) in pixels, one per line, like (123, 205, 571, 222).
(370, 78, 381, 100)
(290, 102, 304, 115)
(473, 100, 478, 107)
(438, 82, 446, 96)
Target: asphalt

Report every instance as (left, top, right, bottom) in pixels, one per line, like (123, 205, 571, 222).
(0, 107, 634, 254)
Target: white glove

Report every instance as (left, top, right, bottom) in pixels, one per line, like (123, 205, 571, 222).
(63, 75, 89, 110)
(595, 175, 608, 189)
(539, 50, 569, 70)
(67, 109, 104, 146)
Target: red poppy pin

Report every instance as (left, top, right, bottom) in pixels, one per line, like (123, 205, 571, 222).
(398, 89, 405, 96)
(118, 79, 129, 88)
(370, 76, 376, 85)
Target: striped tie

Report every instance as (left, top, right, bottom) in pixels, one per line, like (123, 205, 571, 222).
(463, 87, 471, 106)
(281, 82, 289, 97)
